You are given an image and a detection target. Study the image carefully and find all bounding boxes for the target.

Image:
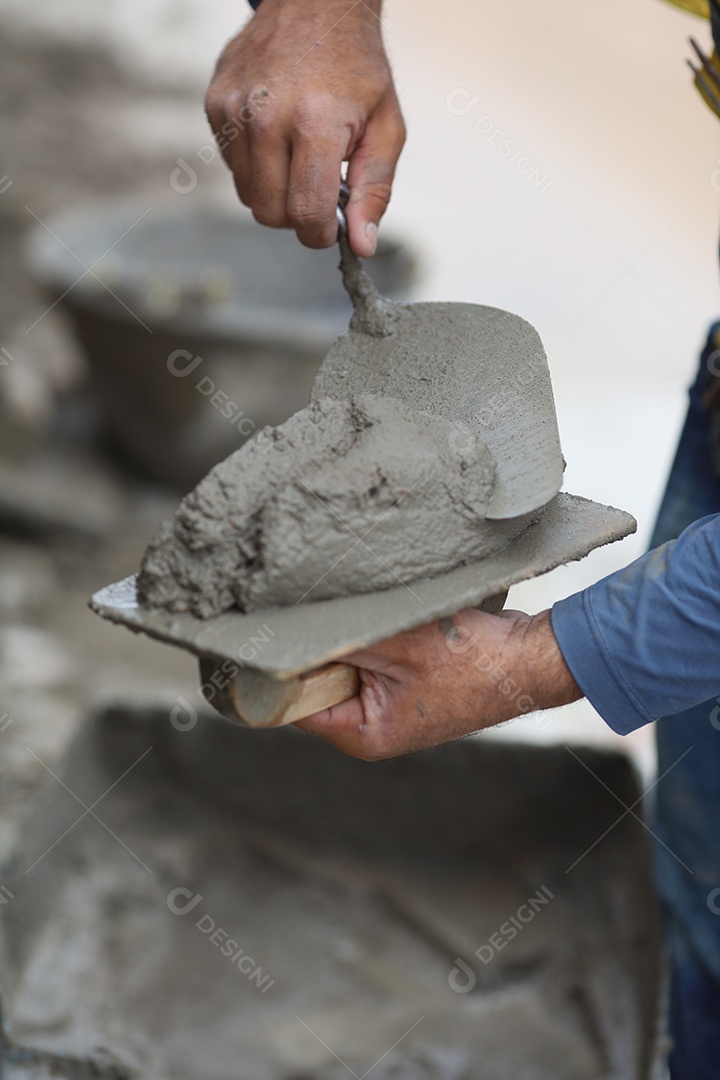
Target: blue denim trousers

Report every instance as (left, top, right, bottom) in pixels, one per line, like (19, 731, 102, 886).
(649, 324, 720, 1080)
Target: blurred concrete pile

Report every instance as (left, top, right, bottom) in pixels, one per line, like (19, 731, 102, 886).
(0, 0, 216, 494)
(0, 1, 210, 861)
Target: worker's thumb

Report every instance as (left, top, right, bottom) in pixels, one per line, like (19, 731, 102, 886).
(346, 103, 405, 258)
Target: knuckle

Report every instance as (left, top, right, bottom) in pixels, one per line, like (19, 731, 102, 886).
(360, 741, 389, 763)
(362, 182, 393, 208)
(203, 88, 226, 131)
(251, 171, 282, 203)
(291, 94, 345, 139)
(249, 112, 277, 140)
(287, 186, 336, 234)
(357, 721, 392, 761)
(222, 88, 254, 125)
(244, 87, 276, 132)
(207, 85, 273, 134)
(296, 230, 335, 250)
(233, 178, 252, 208)
(246, 82, 274, 106)
(291, 217, 336, 249)
(251, 208, 283, 228)
(287, 176, 342, 236)
(288, 204, 332, 228)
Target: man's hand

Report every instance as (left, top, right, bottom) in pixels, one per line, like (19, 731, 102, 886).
(205, 0, 405, 255)
(294, 609, 582, 760)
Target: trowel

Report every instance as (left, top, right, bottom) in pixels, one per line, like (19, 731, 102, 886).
(91, 190, 635, 727)
(326, 187, 564, 521)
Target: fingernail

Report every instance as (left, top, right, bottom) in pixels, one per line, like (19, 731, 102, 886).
(365, 222, 378, 255)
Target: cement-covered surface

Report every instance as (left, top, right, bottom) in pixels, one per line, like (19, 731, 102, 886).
(315, 296, 564, 522)
(94, 493, 636, 677)
(137, 276, 567, 617)
(0, 704, 661, 1080)
(137, 394, 532, 617)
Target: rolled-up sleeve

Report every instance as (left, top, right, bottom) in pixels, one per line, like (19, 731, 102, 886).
(551, 514, 720, 734)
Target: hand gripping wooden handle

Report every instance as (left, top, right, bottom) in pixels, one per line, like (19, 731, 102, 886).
(198, 657, 360, 729)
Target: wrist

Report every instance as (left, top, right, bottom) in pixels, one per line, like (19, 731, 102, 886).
(253, 0, 382, 18)
(248, 0, 385, 61)
(511, 609, 582, 713)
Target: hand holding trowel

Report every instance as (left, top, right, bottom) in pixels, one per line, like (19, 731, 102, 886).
(91, 187, 634, 728)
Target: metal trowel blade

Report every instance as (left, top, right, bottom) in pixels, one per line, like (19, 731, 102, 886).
(321, 239, 564, 520)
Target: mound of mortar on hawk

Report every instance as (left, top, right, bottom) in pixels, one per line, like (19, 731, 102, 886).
(138, 394, 541, 618)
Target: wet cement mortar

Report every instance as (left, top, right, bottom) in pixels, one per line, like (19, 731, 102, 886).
(137, 247, 549, 617)
(138, 393, 535, 616)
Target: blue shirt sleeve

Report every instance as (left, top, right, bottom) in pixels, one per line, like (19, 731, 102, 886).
(551, 513, 720, 734)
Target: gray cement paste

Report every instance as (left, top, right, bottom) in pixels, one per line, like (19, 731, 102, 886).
(317, 242, 565, 521)
(138, 240, 565, 618)
(338, 235, 399, 337)
(138, 393, 537, 617)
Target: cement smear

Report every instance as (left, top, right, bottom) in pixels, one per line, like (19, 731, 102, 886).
(312, 302, 565, 521)
(139, 393, 536, 617)
(339, 235, 399, 337)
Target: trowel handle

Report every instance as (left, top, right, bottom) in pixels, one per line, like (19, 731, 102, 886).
(198, 657, 360, 729)
(477, 590, 508, 614)
(336, 181, 350, 239)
